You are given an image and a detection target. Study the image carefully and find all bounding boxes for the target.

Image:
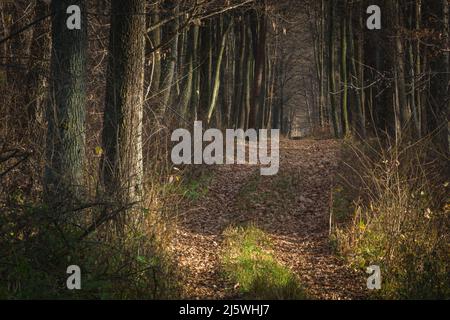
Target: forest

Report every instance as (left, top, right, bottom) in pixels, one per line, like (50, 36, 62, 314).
(0, 0, 448, 301)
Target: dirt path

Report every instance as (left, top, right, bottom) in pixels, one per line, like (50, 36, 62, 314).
(171, 138, 367, 300)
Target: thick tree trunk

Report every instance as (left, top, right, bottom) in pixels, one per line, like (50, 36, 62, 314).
(45, 0, 87, 201)
(101, 0, 145, 205)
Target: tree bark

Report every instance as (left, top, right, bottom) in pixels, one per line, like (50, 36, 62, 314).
(45, 0, 87, 202)
(101, 0, 146, 205)
(25, 0, 51, 128)
(248, 5, 267, 130)
(328, 0, 340, 137)
(160, 1, 179, 112)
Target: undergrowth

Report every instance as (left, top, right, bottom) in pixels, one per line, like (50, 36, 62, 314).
(0, 139, 183, 299)
(178, 168, 214, 202)
(0, 192, 181, 299)
(332, 136, 449, 299)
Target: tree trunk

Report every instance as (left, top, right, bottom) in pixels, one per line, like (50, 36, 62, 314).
(101, 0, 146, 206)
(181, 23, 198, 117)
(45, 0, 87, 202)
(25, 0, 51, 128)
(207, 20, 232, 124)
(160, 1, 179, 112)
(427, 0, 450, 153)
(248, 6, 267, 130)
(340, 3, 350, 136)
(150, 1, 161, 96)
(328, 0, 340, 137)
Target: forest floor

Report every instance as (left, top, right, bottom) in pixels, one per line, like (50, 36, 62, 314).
(171, 138, 367, 300)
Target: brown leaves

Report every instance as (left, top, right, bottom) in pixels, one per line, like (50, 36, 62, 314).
(172, 138, 367, 299)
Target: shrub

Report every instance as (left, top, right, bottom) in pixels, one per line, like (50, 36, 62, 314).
(0, 197, 181, 299)
(333, 136, 450, 299)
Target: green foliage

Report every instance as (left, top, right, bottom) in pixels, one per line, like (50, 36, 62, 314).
(179, 170, 213, 201)
(0, 203, 181, 299)
(221, 225, 307, 300)
(331, 185, 353, 223)
(333, 139, 450, 299)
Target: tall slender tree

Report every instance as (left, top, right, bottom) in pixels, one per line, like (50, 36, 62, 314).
(160, 1, 179, 112)
(249, 4, 267, 130)
(25, 0, 51, 128)
(327, 0, 340, 137)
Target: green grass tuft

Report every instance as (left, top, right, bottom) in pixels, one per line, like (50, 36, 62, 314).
(221, 225, 307, 300)
(179, 170, 213, 201)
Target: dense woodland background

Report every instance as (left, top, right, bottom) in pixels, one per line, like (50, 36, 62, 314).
(0, 0, 448, 299)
